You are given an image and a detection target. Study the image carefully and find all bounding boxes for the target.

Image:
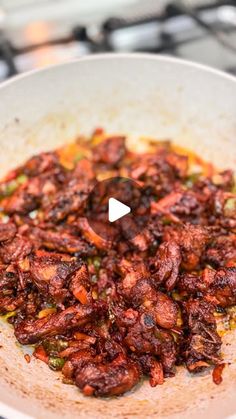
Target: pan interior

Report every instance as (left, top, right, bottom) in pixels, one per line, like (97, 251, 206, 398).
(0, 54, 235, 419)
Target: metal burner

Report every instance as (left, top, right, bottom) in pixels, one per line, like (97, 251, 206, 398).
(0, 0, 235, 81)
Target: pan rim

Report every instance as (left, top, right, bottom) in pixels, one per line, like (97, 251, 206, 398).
(0, 52, 235, 93)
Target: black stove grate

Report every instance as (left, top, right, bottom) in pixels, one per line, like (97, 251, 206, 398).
(0, 0, 236, 80)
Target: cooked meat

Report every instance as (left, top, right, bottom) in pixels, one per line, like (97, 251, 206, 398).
(14, 304, 97, 344)
(0, 129, 235, 397)
(205, 234, 236, 268)
(29, 251, 81, 302)
(0, 235, 32, 263)
(182, 299, 222, 372)
(126, 278, 178, 329)
(31, 227, 94, 256)
(0, 222, 17, 242)
(43, 180, 91, 223)
(92, 136, 126, 165)
(23, 152, 60, 177)
(152, 241, 181, 290)
(75, 354, 140, 396)
(178, 267, 236, 307)
(136, 354, 164, 386)
(163, 224, 209, 270)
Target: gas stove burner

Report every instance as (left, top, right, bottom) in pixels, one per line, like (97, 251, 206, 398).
(0, 1, 236, 81)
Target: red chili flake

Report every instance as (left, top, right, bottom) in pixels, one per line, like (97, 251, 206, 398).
(212, 363, 225, 385)
(33, 345, 49, 364)
(83, 384, 95, 396)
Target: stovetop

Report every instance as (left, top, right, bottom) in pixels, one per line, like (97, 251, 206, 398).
(0, 0, 236, 81)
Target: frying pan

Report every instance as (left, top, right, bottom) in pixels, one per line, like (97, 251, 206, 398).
(0, 54, 235, 419)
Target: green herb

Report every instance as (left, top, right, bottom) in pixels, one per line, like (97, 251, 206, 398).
(4, 181, 18, 196)
(42, 338, 68, 355)
(0, 174, 28, 199)
(17, 174, 28, 184)
(48, 356, 65, 371)
(87, 256, 101, 272)
(93, 256, 101, 271)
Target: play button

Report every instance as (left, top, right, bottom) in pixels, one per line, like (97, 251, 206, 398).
(84, 177, 151, 243)
(108, 198, 131, 222)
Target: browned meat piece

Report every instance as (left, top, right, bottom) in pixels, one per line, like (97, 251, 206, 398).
(137, 354, 164, 386)
(14, 304, 96, 344)
(159, 329, 177, 375)
(164, 224, 209, 270)
(120, 217, 152, 251)
(178, 267, 217, 295)
(76, 217, 114, 250)
(0, 293, 25, 314)
(23, 152, 59, 176)
(73, 159, 95, 183)
(92, 136, 126, 165)
(62, 348, 99, 379)
(151, 191, 183, 221)
(29, 250, 81, 302)
(0, 235, 32, 264)
(127, 278, 178, 329)
(116, 310, 177, 375)
(183, 299, 222, 372)
(2, 171, 61, 215)
(31, 227, 94, 256)
(75, 353, 140, 397)
(128, 231, 151, 251)
(0, 222, 17, 242)
(118, 259, 149, 295)
(179, 267, 236, 308)
(123, 312, 162, 354)
(178, 273, 202, 294)
(153, 241, 181, 290)
(44, 180, 90, 222)
(69, 264, 92, 305)
(0, 267, 18, 290)
(165, 152, 188, 178)
(150, 291, 178, 329)
(206, 234, 236, 268)
(2, 187, 38, 215)
(129, 149, 180, 197)
(206, 267, 236, 307)
(102, 339, 127, 361)
(118, 259, 178, 329)
(151, 191, 201, 223)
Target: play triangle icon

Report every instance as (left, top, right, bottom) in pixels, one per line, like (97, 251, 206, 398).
(108, 197, 131, 222)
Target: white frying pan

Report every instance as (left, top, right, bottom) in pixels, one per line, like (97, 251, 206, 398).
(0, 54, 235, 419)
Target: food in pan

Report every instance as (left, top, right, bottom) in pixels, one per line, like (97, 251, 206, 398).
(0, 128, 235, 397)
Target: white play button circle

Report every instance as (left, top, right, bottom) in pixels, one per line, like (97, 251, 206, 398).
(85, 176, 151, 242)
(108, 197, 131, 222)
